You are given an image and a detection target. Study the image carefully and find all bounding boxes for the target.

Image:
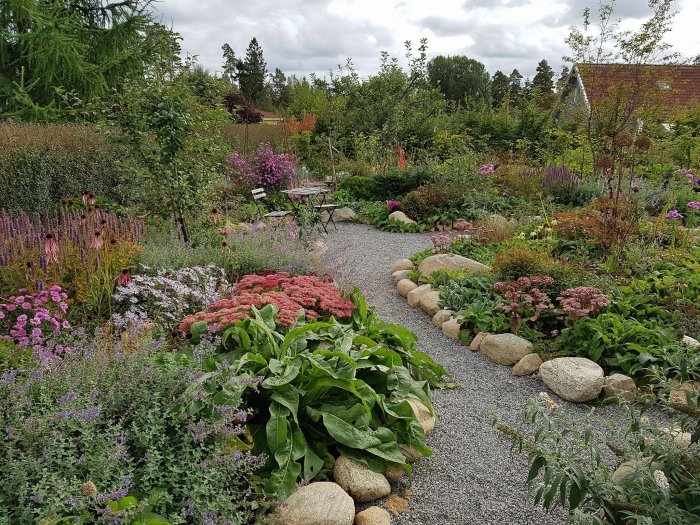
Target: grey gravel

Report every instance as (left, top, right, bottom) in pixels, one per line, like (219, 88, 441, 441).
(323, 224, 630, 525)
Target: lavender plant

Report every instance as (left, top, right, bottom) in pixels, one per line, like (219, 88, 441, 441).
(0, 331, 263, 524)
(112, 265, 228, 332)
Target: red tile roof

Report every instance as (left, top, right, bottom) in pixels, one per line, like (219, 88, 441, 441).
(576, 63, 700, 110)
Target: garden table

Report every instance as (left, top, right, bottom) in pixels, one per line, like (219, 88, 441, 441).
(281, 187, 337, 234)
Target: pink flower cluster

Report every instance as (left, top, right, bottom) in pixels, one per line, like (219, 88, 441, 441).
(687, 201, 700, 210)
(676, 168, 700, 187)
(557, 287, 610, 320)
(430, 233, 453, 253)
(387, 200, 402, 213)
(226, 143, 297, 191)
(180, 273, 355, 334)
(0, 286, 71, 348)
(495, 276, 555, 333)
(479, 164, 495, 175)
(666, 209, 683, 219)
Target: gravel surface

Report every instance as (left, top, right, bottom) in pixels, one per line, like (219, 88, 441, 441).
(323, 223, 627, 525)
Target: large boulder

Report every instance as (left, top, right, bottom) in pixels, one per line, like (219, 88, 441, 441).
(407, 284, 433, 308)
(480, 333, 534, 366)
(419, 290, 441, 316)
(442, 318, 461, 339)
(391, 259, 414, 273)
(418, 253, 490, 277)
(272, 482, 355, 525)
(355, 506, 391, 525)
(333, 457, 391, 502)
(432, 309, 453, 328)
(604, 373, 637, 403)
(512, 353, 543, 376)
(388, 211, 416, 224)
(405, 396, 435, 434)
(540, 357, 605, 403)
(392, 269, 412, 284)
(397, 279, 418, 298)
(333, 207, 357, 222)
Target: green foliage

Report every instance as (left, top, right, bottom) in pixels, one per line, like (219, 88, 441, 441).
(402, 184, 467, 221)
(338, 176, 380, 201)
(432, 152, 483, 186)
(374, 167, 433, 198)
(182, 300, 450, 499)
(106, 62, 229, 243)
(139, 226, 230, 271)
(427, 55, 491, 107)
(0, 123, 131, 212)
(556, 312, 676, 377)
(495, 391, 700, 525)
(0, 0, 180, 119)
(0, 338, 260, 524)
(493, 244, 559, 281)
(457, 299, 510, 336)
(438, 274, 499, 313)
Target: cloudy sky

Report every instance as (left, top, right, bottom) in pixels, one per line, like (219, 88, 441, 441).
(155, 0, 700, 80)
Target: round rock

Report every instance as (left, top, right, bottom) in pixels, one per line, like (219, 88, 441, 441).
(392, 269, 412, 284)
(407, 284, 432, 308)
(469, 331, 490, 352)
(391, 259, 414, 273)
(333, 456, 391, 502)
(442, 317, 461, 339)
(512, 353, 543, 376)
(388, 211, 416, 224)
(604, 373, 637, 403)
(396, 279, 417, 298)
(539, 357, 605, 403)
(432, 309, 453, 328)
(419, 290, 441, 316)
(355, 506, 391, 525)
(417, 253, 490, 277)
(480, 333, 533, 366)
(273, 482, 355, 525)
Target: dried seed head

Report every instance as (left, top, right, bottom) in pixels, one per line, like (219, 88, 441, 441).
(596, 155, 614, 169)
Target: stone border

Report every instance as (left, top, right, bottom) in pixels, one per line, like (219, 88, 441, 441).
(390, 258, 642, 405)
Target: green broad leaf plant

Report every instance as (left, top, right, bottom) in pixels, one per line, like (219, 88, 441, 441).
(180, 293, 450, 500)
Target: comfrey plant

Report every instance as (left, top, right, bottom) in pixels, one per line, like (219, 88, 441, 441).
(112, 265, 228, 332)
(0, 332, 264, 524)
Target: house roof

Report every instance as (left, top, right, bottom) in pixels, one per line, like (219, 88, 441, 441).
(253, 108, 283, 120)
(575, 63, 700, 111)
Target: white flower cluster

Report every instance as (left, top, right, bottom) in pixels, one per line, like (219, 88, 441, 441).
(113, 265, 228, 330)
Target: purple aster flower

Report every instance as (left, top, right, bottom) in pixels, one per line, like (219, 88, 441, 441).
(666, 209, 683, 219)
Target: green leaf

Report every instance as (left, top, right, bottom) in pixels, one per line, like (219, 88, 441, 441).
(527, 456, 546, 484)
(266, 402, 290, 456)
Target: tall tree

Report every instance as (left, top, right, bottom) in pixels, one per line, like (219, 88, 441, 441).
(221, 43, 237, 84)
(532, 59, 555, 95)
(491, 70, 510, 108)
(556, 65, 570, 93)
(509, 69, 523, 102)
(271, 68, 291, 109)
(0, 0, 180, 120)
(237, 37, 267, 105)
(427, 55, 491, 107)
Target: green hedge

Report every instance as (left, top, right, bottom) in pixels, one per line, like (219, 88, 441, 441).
(0, 123, 131, 212)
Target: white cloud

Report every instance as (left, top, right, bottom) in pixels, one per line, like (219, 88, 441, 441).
(154, 0, 700, 79)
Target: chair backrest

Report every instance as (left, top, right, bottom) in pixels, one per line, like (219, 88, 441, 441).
(251, 188, 267, 200)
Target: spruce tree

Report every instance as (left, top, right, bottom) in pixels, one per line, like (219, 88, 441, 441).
(222, 43, 238, 84)
(508, 69, 523, 102)
(237, 37, 268, 105)
(491, 70, 510, 108)
(532, 59, 555, 95)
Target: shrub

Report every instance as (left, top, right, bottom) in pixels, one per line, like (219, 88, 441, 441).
(139, 226, 230, 271)
(179, 273, 355, 334)
(495, 276, 555, 333)
(226, 143, 297, 191)
(0, 123, 132, 213)
(113, 265, 228, 333)
(0, 334, 262, 524)
(493, 245, 558, 281)
(438, 274, 499, 312)
(338, 176, 380, 201)
(402, 184, 468, 221)
(374, 167, 433, 198)
(433, 153, 483, 187)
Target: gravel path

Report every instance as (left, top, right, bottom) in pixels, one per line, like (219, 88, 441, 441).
(324, 223, 624, 525)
